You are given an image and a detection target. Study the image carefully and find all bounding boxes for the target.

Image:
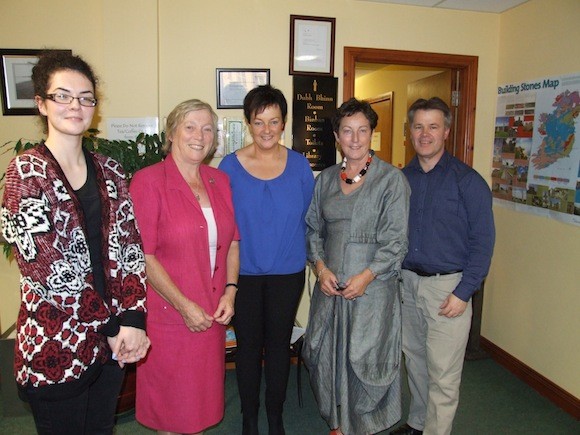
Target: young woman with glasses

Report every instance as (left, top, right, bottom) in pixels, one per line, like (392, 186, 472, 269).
(1, 51, 150, 435)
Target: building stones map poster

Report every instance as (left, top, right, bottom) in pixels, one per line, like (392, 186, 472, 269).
(493, 73, 580, 225)
(292, 76, 337, 171)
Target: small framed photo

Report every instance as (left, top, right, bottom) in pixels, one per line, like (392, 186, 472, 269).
(0, 49, 72, 116)
(216, 68, 270, 109)
(226, 118, 245, 154)
(289, 15, 335, 76)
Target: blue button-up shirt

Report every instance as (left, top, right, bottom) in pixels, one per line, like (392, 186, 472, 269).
(402, 152, 495, 301)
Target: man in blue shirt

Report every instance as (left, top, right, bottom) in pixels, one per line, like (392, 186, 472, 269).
(391, 97, 495, 435)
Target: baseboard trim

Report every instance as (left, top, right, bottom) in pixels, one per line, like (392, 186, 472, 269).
(480, 337, 579, 419)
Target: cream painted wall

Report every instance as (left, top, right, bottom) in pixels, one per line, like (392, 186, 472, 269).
(355, 67, 443, 168)
(485, 0, 580, 397)
(101, 0, 159, 124)
(4, 0, 575, 401)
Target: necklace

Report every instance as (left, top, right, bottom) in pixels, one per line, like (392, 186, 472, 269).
(340, 150, 374, 184)
(189, 181, 202, 201)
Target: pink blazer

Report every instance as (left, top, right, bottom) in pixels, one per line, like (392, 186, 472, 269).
(130, 154, 239, 324)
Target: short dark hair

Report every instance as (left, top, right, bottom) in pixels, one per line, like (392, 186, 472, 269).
(407, 97, 452, 129)
(243, 84, 287, 123)
(332, 98, 378, 133)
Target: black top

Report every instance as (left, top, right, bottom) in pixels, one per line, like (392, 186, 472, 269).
(75, 148, 106, 299)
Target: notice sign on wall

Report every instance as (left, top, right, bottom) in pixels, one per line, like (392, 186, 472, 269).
(292, 76, 337, 171)
(106, 117, 158, 141)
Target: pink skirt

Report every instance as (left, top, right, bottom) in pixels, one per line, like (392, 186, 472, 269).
(136, 320, 226, 433)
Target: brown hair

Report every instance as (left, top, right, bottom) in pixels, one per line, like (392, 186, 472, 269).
(407, 97, 452, 129)
(332, 98, 378, 133)
(32, 51, 98, 132)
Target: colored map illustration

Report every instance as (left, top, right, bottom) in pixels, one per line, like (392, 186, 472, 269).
(493, 74, 580, 225)
(531, 90, 580, 169)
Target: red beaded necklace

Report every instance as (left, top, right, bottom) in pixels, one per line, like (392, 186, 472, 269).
(340, 150, 374, 184)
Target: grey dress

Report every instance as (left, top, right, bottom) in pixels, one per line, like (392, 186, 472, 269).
(303, 157, 410, 434)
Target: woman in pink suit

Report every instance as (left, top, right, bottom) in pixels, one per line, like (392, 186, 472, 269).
(131, 99, 240, 434)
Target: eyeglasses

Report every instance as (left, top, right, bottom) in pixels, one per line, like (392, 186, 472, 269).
(45, 93, 98, 107)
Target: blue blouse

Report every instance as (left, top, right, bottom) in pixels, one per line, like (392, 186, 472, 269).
(219, 149, 315, 275)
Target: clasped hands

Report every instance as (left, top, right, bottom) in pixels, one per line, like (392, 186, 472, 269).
(108, 326, 151, 368)
(178, 292, 235, 333)
(318, 267, 374, 301)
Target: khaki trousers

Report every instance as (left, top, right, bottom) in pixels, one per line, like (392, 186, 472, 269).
(400, 270, 472, 435)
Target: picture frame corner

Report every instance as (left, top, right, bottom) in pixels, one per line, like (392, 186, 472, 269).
(0, 48, 72, 116)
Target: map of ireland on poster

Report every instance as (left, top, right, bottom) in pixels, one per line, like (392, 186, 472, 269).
(493, 74, 580, 225)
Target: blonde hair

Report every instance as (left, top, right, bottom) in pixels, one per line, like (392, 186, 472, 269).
(162, 99, 218, 154)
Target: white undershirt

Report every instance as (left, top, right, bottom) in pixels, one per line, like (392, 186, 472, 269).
(202, 207, 217, 276)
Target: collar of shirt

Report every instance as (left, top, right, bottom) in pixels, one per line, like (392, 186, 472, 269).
(408, 150, 451, 174)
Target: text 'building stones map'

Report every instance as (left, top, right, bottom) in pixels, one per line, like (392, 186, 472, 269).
(493, 74, 580, 225)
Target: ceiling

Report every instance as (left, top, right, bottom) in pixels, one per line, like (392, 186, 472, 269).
(354, 0, 531, 77)
(357, 0, 530, 13)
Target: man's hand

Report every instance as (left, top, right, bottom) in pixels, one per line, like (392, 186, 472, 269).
(439, 293, 468, 318)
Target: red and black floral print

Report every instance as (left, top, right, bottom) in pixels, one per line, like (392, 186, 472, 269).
(36, 303, 68, 338)
(31, 341, 73, 382)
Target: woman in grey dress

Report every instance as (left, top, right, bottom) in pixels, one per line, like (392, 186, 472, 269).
(303, 98, 410, 435)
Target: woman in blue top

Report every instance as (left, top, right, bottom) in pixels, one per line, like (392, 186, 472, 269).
(219, 85, 314, 435)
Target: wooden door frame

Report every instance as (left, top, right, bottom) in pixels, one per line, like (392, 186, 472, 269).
(343, 47, 478, 166)
(367, 92, 394, 163)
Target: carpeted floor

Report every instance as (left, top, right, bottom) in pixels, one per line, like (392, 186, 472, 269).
(0, 358, 578, 434)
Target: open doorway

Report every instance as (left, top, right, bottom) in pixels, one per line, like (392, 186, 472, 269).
(344, 47, 478, 167)
(365, 90, 394, 164)
(356, 64, 453, 167)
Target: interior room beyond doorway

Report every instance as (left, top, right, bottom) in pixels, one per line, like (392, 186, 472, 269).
(355, 63, 450, 168)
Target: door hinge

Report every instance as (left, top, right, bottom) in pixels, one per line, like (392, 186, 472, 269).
(451, 90, 460, 107)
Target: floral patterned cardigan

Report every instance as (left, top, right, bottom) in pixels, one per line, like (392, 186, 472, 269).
(1, 143, 146, 394)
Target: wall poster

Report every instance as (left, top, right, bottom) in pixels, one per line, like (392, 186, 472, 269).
(493, 73, 580, 225)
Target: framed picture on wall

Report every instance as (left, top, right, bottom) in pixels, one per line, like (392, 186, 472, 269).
(216, 68, 270, 109)
(0, 48, 72, 116)
(289, 15, 335, 76)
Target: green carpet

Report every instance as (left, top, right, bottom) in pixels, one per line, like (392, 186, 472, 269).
(1, 359, 578, 434)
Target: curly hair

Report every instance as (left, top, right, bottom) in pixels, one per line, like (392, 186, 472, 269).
(32, 51, 97, 98)
(31, 51, 98, 132)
